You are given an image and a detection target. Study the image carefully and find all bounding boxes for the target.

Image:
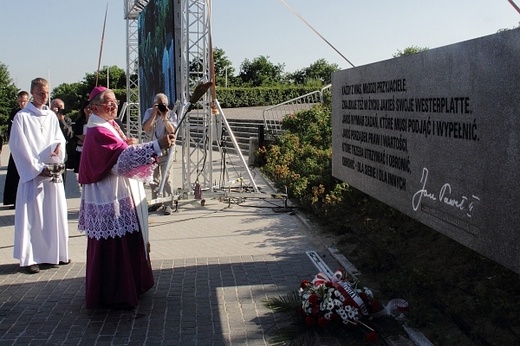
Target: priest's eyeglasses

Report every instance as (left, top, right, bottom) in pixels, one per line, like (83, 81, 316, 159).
(100, 100, 120, 107)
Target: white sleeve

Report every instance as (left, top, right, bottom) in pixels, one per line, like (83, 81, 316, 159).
(142, 108, 153, 125)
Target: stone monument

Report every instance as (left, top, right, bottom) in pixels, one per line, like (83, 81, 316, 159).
(332, 28, 520, 274)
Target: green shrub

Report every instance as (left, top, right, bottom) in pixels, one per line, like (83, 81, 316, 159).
(261, 104, 355, 218)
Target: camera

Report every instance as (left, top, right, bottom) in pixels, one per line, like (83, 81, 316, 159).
(157, 104, 167, 113)
(57, 108, 67, 115)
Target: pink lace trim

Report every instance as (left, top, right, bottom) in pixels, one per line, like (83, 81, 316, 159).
(117, 143, 158, 181)
(78, 196, 139, 240)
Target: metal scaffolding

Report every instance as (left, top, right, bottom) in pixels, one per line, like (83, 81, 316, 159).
(122, 0, 212, 191)
(123, 1, 146, 139)
(122, 1, 257, 205)
(176, 0, 214, 193)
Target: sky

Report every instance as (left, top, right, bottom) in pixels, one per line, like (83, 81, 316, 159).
(2, 0, 519, 93)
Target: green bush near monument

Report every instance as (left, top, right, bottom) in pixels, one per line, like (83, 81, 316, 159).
(260, 105, 520, 345)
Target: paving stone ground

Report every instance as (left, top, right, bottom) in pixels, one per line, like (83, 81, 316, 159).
(0, 144, 345, 346)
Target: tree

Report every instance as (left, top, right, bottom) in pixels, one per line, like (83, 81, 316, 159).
(0, 62, 19, 140)
(288, 59, 340, 85)
(49, 65, 128, 120)
(51, 82, 86, 120)
(83, 65, 127, 91)
(393, 46, 429, 58)
(213, 47, 235, 88)
(238, 56, 286, 87)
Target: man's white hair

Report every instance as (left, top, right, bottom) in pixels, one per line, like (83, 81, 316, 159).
(154, 93, 168, 104)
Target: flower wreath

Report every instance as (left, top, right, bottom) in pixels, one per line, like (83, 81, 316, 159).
(264, 268, 405, 344)
(299, 270, 383, 340)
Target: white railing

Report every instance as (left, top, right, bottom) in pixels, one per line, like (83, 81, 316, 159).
(262, 84, 331, 138)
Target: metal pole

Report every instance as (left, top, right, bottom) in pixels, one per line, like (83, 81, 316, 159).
(507, 0, 520, 15)
(96, 3, 109, 87)
(214, 99, 259, 192)
(225, 67, 228, 88)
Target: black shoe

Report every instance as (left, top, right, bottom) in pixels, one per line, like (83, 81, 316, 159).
(148, 205, 160, 212)
(59, 260, 71, 265)
(24, 264, 40, 274)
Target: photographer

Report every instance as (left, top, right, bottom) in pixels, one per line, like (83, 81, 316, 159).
(51, 99, 75, 185)
(142, 93, 178, 215)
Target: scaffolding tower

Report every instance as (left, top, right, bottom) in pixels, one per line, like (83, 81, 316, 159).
(122, 0, 212, 192)
(122, 0, 257, 202)
(123, 0, 144, 140)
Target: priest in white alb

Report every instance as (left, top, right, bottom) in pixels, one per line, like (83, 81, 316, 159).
(9, 77, 70, 274)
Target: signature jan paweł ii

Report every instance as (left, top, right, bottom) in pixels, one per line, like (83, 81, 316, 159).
(412, 167, 480, 218)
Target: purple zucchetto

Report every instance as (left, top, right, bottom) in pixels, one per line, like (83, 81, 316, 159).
(88, 86, 108, 101)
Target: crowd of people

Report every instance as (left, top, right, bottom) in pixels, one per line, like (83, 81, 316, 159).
(3, 78, 177, 309)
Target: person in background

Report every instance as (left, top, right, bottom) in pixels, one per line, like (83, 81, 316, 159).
(142, 93, 178, 215)
(10, 78, 69, 274)
(71, 100, 91, 177)
(50, 98, 74, 184)
(78, 86, 175, 309)
(3, 91, 29, 209)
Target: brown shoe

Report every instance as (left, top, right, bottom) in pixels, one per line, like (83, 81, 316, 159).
(24, 264, 40, 274)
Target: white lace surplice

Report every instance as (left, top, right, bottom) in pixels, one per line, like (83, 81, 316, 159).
(78, 143, 157, 244)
